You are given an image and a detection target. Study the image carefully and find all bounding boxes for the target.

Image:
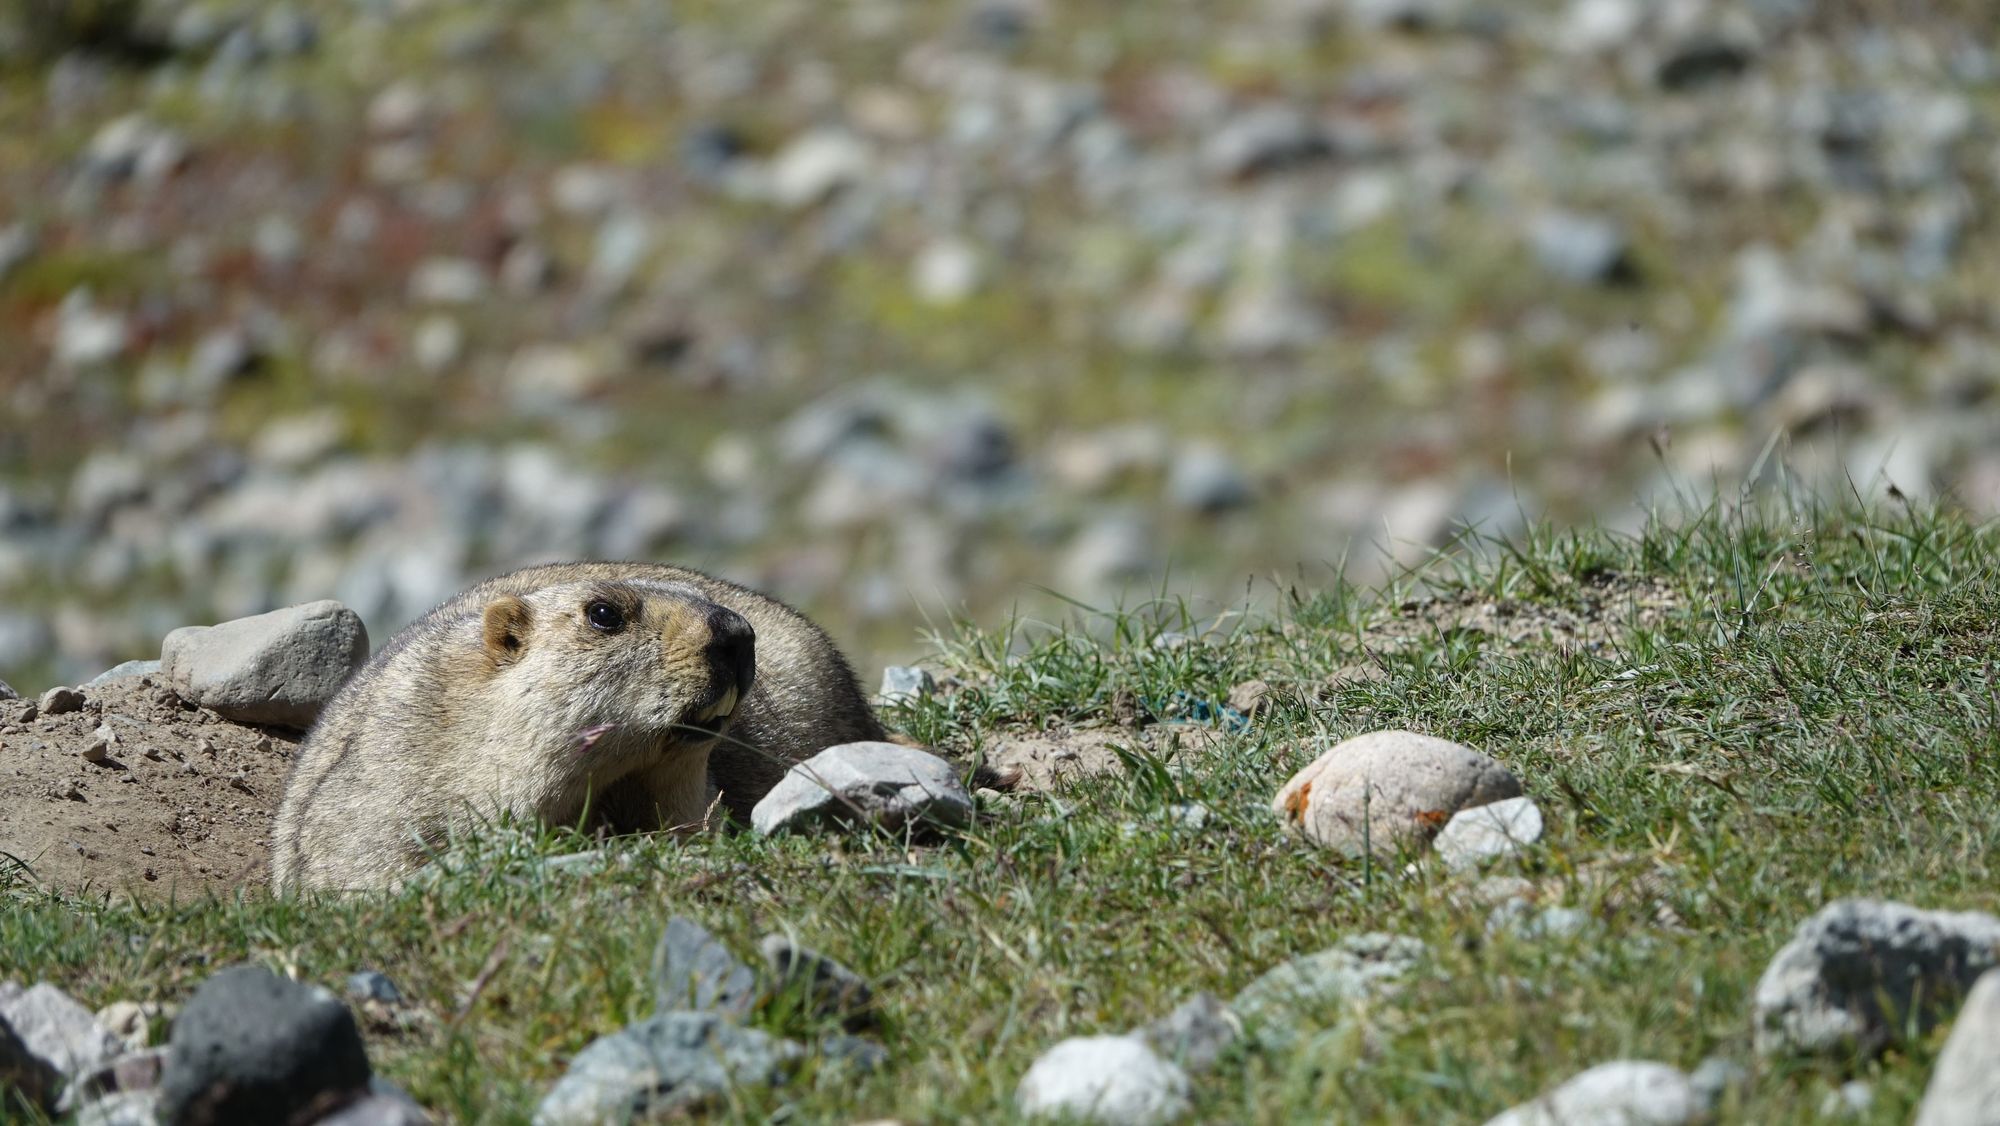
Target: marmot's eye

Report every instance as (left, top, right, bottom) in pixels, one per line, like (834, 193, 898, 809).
(585, 601, 625, 632)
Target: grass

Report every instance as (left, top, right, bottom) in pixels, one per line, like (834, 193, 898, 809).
(3, 497, 1997, 1123)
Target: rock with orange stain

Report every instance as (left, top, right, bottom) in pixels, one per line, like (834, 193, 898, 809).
(1269, 730, 1521, 859)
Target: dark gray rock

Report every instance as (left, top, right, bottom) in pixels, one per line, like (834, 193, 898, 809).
(0, 679, 15, 701)
(1201, 105, 1329, 180)
(344, 972, 402, 1006)
(160, 601, 368, 729)
(1753, 899, 2000, 1058)
(0, 982, 125, 1082)
(1139, 992, 1239, 1074)
(653, 918, 759, 1020)
(751, 742, 973, 837)
(0, 1012, 61, 1113)
(157, 964, 371, 1126)
(758, 935, 873, 1027)
(531, 1012, 801, 1125)
(1914, 968, 2000, 1126)
(86, 661, 161, 687)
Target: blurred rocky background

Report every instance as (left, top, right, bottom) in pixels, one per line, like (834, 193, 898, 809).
(0, 0, 1995, 686)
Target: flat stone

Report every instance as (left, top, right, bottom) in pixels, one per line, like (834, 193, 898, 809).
(751, 742, 973, 837)
(160, 601, 368, 729)
(652, 918, 759, 1020)
(157, 964, 371, 1126)
(531, 1012, 800, 1125)
(85, 661, 160, 687)
(758, 935, 872, 1027)
(1138, 992, 1239, 1074)
(1433, 796, 1545, 872)
(1914, 968, 2000, 1125)
(1016, 1035, 1190, 1125)
(0, 982, 125, 1082)
(1271, 731, 1522, 858)
(1483, 1061, 1706, 1126)
(1231, 933, 1425, 1050)
(1753, 899, 2000, 1057)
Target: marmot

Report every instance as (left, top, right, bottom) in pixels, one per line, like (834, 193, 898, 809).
(270, 562, 883, 892)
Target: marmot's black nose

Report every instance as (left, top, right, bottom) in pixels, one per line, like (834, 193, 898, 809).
(706, 606, 755, 701)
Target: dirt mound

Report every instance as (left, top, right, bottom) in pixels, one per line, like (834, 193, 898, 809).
(0, 677, 295, 900)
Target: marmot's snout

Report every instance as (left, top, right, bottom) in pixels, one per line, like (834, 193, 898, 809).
(675, 603, 754, 734)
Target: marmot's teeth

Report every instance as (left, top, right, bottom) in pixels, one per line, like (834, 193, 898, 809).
(698, 686, 738, 722)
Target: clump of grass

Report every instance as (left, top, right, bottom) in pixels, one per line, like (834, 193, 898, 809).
(2, 499, 1995, 1122)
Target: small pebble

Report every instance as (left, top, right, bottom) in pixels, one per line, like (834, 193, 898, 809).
(38, 687, 85, 716)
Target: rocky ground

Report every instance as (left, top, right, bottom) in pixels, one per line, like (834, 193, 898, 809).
(1, 0, 1997, 689)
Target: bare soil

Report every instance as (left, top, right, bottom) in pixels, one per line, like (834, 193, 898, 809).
(0, 677, 296, 901)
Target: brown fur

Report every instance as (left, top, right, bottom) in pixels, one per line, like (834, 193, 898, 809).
(270, 562, 882, 892)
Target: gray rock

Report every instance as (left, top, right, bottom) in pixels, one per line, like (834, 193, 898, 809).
(55, 292, 128, 368)
(66, 1046, 166, 1117)
(1166, 446, 1253, 513)
(315, 1093, 434, 1125)
(531, 1012, 800, 1125)
(1819, 1080, 1873, 1118)
(0, 982, 125, 1082)
(86, 661, 160, 687)
(751, 742, 974, 837)
(1687, 1056, 1745, 1108)
(1139, 992, 1239, 1074)
(1433, 796, 1545, 872)
(877, 666, 935, 705)
(77, 1089, 159, 1126)
(0, 1012, 60, 1113)
(1914, 969, 2000, 1126)
(37, 686, 86, 716)
(0, 224, 35, 285)
(1016, 1035, 1190, 1125)
(1530, 211, 1631, 285)
(1482, 1061, 1706, 1126)
(815, 1033, 888, 1078)
(157, 964, 371, 1126)
(758, 936, 873, 1026)
(160, 601, 368, 729)
(1231, 933, 1425, 1050)
(653, 918, 759, 1020)
(1753, 899, 2000, 1057)
(1201, 105, 1329, 180)
(344, 972, 402, 1006)
(1270, 731, 1523, 858)
(0, 679, 14, 701)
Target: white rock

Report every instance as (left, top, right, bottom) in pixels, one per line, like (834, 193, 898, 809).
(0, 982, 126, 1081)
(1484, 1061, 1705, 1126)
(767, 129, 871, 209)
(1016, 1035, 1190, 1125)
(1914, 969, 2000, 1126)
(1433, 796, 1545, 871)
(55, 292, 128, 368)
(1270, 730, 1522, 858)
(1488, 1064, 1704, 1126)
(1753, 899, 2000, 1058)
(911, 238, 982, 305)
(751, 742, 973, 836)
(406, 257, 488, 305)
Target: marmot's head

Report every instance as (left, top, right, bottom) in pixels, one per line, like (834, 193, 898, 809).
(477, 579, 756, 767)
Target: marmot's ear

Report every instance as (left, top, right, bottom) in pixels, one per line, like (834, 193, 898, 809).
(482, 595, 533, 665)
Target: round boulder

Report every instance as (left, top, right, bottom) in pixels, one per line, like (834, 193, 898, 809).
(1271, 730, 1522, 857)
